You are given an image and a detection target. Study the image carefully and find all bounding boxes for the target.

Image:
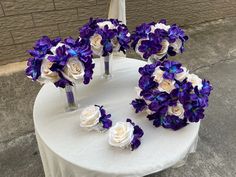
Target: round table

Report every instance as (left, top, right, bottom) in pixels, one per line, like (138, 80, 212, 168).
(34, 57, 200, 177)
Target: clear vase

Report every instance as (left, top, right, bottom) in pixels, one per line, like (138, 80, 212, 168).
(101, 54, 113, 79)
(61, 84, 78, 112)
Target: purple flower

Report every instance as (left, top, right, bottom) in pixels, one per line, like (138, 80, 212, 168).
(131, 98, 147, 113)
(146, 91, 170, 103)
(138, 62, 160, 76)
(174, 79, 193, 104)
(138, 40, 161, 59)
(117, 25, 131, 53)
(184, 103, 205, 122)
(48, 45, 70, 70)
(131, 22, 154, 49)
(95, 105, 112, 129)
(162, 115, 188, 130)
(168, 24, 188, 43)
(25, 36, 61, 81)
(147, 106, 167, 122)
(160, 60, 183, 80)
(126, 119, 144, 150)
(25, 58, 42, 81)
(138, 75, 157, 91)
(201, 80, 212, 96)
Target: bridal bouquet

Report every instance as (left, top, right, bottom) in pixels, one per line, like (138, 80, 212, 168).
(131, 19, 188, 61)
(79, 18, 131, 56)
(25, 36, 95, 88)
(131, 60, 212, 130)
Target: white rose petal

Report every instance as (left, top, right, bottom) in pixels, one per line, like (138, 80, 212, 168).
(175, 67, 189, 82)
(150, 25, 156, 33)
(158, 79, 176, 93)
(90, 34, 103, 56)
(153, 39, 169, 60)
(152, 66, 164, 83)
(154, 23, 170, 31)
(170, 38, 182, 53)
(64, 57, 85, 81)
(135, 87, 142, 97)
(80, 105, 101, 128)
(187, 73, 203, 90)
(155, 40, 169, 60)
(97, 21, 116, 29)
(168, 102, 185, 119)
(40, 56, 59, 83)
(108, 122, 134, 148)
(146, 109, 154, 115)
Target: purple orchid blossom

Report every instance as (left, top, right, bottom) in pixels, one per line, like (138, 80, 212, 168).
(126, 119, 144, 150)
(95, 105, 112, 129)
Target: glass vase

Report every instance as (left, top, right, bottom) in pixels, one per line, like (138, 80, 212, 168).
(101, 54, 113, 79)
(61, 84, 78, 112)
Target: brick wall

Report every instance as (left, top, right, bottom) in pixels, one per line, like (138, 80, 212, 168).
(0, 0, 109, 65)
(1, 0, 236, 65)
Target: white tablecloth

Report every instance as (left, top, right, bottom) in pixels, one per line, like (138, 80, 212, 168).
(34, 57, 200, 177)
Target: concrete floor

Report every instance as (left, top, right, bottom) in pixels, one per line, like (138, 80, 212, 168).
(1, 17, 236, 177)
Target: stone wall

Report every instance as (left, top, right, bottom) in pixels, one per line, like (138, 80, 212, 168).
(0, 0, 236, 65)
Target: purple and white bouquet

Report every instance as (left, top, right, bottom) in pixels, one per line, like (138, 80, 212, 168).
(108, 119, 144, 151)
(79, 18, 131, 56)
(80, 105, 112, 131)
(131, 60, 212, 130)
(131, 19, 188, 61)
(25, 36, 95, 88)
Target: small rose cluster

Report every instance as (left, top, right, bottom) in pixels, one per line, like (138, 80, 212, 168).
(131, 19, 188, 60)
(109, 119, 144, 151)
(79, 18, 131, 56)
(80, 105, 112, 131)
(131, 60, 212, 130)
(25, 36, 95, 88)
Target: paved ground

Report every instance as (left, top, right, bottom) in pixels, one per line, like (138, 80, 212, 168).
(1, 17, 236, 177)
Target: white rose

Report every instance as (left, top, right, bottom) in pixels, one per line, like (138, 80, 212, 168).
(64, 57, 84, 81)
(187, 73, 203, 90)
(146, 109, 154, 115)
(175, 67, 189, 82)
(170, 38, 182, 53)
(152, 66, 164, 83)
(158, 79, 176, 93)
(97, 21, 116, 29)
(150, 25, 156, 33)
(168, 102, 185, 119)
(154, 23, 170, 31)
(80, 105, 101, 128)
(153, 39, 169, 60)
(40, 56, 59, 83)
(108, 122, 134, 148)
(90, 33, 103, 56)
